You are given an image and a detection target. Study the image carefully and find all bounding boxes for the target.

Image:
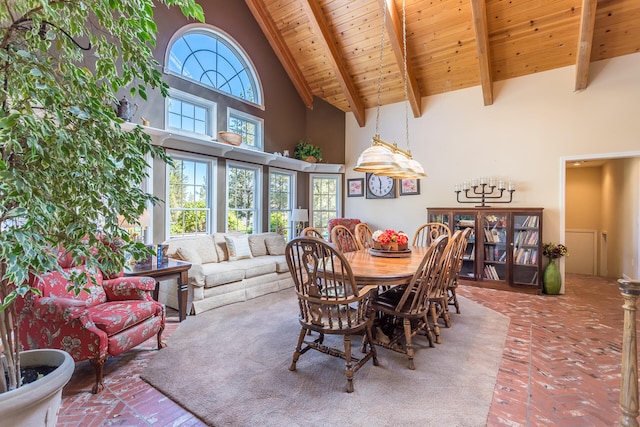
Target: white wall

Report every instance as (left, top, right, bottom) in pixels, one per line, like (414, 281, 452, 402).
(345, 53, 640, 268)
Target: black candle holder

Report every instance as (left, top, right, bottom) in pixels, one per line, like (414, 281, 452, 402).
(455, 182, 515, 207)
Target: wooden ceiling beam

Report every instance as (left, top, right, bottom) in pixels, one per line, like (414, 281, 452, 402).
(379, 0, 422, 117)
(301, 0, 366, 127)
(245, 0, 314, 109)
(470, 0, 494, 106)
(575, 0, 597, 91)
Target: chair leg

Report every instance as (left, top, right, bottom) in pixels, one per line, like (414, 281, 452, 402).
(343, 335, 354, 393)
(450, 288, 461, 314)
(403, 318, 415, 370)
(89, 355, 107, 394)
(289, 327, 307, 371)
(430, 302, 442, 344)
(421, 314, 435, 347)
(441, 299, 452, 328)
(363, 325, 379, 366)
(157, 324, 167, 349)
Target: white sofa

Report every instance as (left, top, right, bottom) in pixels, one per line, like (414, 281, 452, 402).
(157, 232, 293, 315)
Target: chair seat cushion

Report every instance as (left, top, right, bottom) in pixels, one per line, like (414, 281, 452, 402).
(88, 300, 160, 336)
(373, 287, 423, 314)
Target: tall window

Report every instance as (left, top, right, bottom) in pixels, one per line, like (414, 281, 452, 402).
(168, 157, 212, 236)
(167, 27, 263, 106)
(227, 162, 261, 233)
(310, 174, 342, 238)
(269, 170, 295, 240)
(228, 108, 263, 150)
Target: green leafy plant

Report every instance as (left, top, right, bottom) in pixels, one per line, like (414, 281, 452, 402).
(0, 0, 204, 393)
(294, 139, 322, 162)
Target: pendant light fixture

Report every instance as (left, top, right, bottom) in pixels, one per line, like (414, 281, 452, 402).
(353, 0, 426, 179)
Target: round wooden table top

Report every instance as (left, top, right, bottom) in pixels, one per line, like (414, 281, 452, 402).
(341, 246, 429, 287)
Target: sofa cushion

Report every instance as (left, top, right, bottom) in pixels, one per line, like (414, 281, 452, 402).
(89, 300, 157, 335)
(201, 262, 246, 287)
(265, 236, 286, 255)
(213, 233, 230, 261)
(248, 234, 268, 257)
(166, 235, 218, 264)
(273, 256, 290, 273)
(234, 257, 277, 279)
(225, 235, 253, 261)
(175, 246, 202, 265)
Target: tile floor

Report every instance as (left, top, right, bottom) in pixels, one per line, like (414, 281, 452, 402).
(57, 274, 630, 426)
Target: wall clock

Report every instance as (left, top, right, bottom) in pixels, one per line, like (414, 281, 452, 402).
(366, 173, 396, 199)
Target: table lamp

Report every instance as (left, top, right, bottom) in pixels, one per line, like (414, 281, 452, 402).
(291, 208, 308, 236)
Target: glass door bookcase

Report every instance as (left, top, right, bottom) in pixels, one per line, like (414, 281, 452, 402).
(427, 207, 543, 293)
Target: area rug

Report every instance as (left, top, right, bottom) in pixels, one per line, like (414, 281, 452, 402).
(141, 290, 509, 427)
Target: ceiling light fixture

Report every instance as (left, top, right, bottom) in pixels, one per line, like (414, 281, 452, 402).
(354, 0, 426, 179)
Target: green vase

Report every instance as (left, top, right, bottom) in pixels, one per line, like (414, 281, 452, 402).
(543, 258, 562, 295)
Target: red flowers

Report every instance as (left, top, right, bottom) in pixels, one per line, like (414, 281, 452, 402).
(373, 229, 408, 245)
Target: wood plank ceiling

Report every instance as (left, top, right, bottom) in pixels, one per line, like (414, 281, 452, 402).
(246, 0, 640, 127)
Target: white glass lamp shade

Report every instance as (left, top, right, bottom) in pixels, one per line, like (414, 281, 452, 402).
(353, 145, 401, 173)
(407, 158, 427, 178)
(378, 152, 414, 178)
(291, 209, 308, 222)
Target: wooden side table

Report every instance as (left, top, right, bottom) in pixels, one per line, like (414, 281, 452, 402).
(125, 260, 191, 322)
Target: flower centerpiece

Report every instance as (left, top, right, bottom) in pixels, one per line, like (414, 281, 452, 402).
(541, 243, 568, 295)
(372, 229, 409, 251)
(542, 243, 568, 260)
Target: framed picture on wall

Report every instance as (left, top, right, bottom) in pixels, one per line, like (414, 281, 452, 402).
(347, 178, 364, 197)
(399, 178, 420, 196)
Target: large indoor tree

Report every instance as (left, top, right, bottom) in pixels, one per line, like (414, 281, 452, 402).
(0, 0, 203, 392)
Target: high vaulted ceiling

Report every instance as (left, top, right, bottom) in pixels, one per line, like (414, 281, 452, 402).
(245, 0, 640, 127)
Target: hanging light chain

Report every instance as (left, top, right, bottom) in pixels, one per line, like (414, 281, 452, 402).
(375, 1, 388, 136)
(402, 0, 411, 155)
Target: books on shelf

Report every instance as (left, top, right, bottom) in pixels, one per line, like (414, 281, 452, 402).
(484, 228, 506, 243)
(483, 264, 500, 280)
(520, 216, 539, 228)
(514, 230, 538, 246)
(513, 247, 538, 265)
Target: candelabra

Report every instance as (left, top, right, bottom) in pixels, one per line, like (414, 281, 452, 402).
(454, 177, 515, 207)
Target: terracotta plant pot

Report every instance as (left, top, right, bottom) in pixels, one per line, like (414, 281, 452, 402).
(303, 156, 317, 163)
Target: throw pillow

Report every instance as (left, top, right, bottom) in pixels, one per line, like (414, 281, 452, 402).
(176, 246, 202, 265)
(225, 235, 253, 261)
(265, 236, 286, 256)
(248, 234, 268, 257)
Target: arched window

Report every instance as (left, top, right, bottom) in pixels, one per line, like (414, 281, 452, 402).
(167, 26, 262, 106)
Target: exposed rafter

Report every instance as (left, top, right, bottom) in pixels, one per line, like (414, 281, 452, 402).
(300, 0, 366, 127)
(470, 0, 493, 106)
(245, 0, 314, 109)
(575, 0, 598, 91)
(379, 0, 422, 117)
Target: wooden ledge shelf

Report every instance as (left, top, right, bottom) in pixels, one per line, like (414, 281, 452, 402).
(122, 122, 345, 173)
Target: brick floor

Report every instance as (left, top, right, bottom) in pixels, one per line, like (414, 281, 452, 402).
(57, 274, 631, 426)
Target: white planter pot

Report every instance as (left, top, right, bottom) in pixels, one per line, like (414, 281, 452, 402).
(0, 349, 75, 427)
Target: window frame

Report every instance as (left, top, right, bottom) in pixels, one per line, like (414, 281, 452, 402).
(165, 88, 217, 138)
(227, 107, 264, 151)
(268, 168, 296, 240)
(165, 152, 216, 238)
(165, 24, 264, 109)
(226, 161, 262, 234)
(309, 173, 343, 239)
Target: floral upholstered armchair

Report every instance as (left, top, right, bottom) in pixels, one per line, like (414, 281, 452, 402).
(15, 250, 166, 393)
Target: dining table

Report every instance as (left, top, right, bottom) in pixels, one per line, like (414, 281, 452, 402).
(340, 246, 430, 294)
